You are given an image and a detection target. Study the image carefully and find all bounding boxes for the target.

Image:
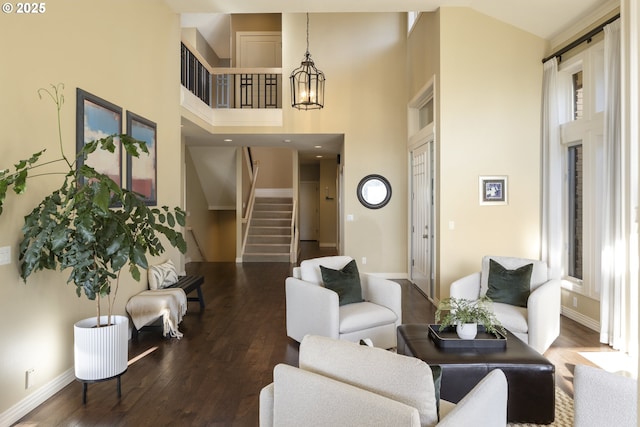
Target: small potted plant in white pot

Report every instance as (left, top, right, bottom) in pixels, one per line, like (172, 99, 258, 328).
(435, 296, 505, 339)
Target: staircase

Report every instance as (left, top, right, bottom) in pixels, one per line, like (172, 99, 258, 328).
(243, 197, 293, 262)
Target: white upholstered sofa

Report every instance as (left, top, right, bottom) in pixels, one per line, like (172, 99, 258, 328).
(450, 255, 561, 354)
(286, 256, 401, 349)
(259, 335, 508, 427)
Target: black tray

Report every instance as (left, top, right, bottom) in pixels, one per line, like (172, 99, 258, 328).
(428, 324, 507, 350)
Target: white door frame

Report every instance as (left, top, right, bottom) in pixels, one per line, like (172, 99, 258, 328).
(408, 76, 437, 300)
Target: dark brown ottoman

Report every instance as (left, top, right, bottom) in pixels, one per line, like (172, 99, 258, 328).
(397, 324, 555, 424)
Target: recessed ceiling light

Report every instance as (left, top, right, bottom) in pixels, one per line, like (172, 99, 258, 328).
(283, 139, 291, 143)
(316, 155, 323, 158)
(314, 145, 322, 149)
(223, 138, 233, 142)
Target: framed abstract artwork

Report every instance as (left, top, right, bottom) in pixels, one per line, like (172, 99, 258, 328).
(76, 88, 122, 187)
(479, 176, 508, 205)
(126, 111, 157, 206)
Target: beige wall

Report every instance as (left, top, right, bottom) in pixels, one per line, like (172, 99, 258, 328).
(230, 13, 282, 66)
(319, 159, 338, 247)
(284, 13, 408, 274)
(409, 8, 547, 300)
(182, 27, 221, 67)
(0, 0, 181, 414)
(183, 13, 408, 274)
(253, 147, 294, 189)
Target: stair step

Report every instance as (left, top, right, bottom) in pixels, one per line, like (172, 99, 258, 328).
(249, 226, 291, 236)
(243, 253, 290, 263)
(255, 197, 293, 204)
(252, 210, 292, 219)
(245, 243, 290, 253)
(253, 203, 293, 212)
(247, 235, 291, 244)
(251, 218, 291, 227)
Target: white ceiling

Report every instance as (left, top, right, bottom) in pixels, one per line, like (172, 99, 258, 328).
(182, 117, 344, 163)
(167, 0, 609, 41)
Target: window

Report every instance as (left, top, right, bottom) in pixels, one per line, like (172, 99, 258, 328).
(567, 144, 583, 279)
(418, 98, 433, 129)
(559, 42, 604, 298)
(572, 71, 584, 120)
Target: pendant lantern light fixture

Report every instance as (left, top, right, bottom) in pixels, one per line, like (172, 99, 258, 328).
(290, 13, 325, 110)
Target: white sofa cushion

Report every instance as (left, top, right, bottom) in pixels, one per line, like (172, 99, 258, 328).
(339, 302, 397, 334)
(272, 364, 421, 427)
(491, 302, 528, 334)
(299, 335, 438, 427)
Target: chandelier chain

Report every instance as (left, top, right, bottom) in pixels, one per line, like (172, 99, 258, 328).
(306, 13, 310, 54)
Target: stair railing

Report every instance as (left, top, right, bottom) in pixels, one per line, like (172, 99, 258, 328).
(187, 227, 206, 262)
(240, 165, 260, 259)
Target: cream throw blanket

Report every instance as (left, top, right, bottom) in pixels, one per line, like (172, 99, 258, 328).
(126, 288, 187, 339)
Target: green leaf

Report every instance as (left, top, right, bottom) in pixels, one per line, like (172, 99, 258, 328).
(175, 209, 186, 226)
(105, 234, 124, 256)
(93, 183, 111, 212)
(167, 212, 175, 227)
(130, 264, 141, 281)
(14, 170, 28, 194)
(111, 247, 129, 272)
(50, 226, 68, 251)
(131, 245, 148, 269)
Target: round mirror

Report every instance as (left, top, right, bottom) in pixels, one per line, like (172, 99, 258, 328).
(357, 174, 392, 209)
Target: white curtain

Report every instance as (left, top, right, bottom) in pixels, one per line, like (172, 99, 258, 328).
(600, 19, 626, 350)
(540, 57, 564, 280)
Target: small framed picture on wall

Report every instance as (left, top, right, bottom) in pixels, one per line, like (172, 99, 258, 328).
(126, 111, 157, 206)
(479, 176, 508, 205)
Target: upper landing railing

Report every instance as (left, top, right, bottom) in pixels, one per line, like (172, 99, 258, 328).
(180, 40, 283, 109)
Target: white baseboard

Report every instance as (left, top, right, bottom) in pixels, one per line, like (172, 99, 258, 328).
(0, 368, 75, 427)
(561, 306, 600, 332)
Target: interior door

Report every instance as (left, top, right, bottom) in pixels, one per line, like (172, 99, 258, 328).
(411, 141, 435, 298)
(236, 32, 282, 67)
(300, 181, 319, 241)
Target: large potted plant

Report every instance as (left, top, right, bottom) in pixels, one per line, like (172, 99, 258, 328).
(435, 296, 505, 339)
(0, 84, 186, 384)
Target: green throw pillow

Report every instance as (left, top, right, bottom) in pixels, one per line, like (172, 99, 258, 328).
(486, 259, 533, 307)
(320, 259, 364, 306)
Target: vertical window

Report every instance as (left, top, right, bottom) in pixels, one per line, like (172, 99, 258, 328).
(418, 98, 433, 129)
(567, 144, 583, 280)
(572, 70, 584, 120)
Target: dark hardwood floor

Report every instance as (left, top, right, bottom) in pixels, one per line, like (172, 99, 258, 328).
(16, 242, 608, 426)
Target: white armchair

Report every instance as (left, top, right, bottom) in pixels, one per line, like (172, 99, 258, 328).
(573, 364, 637, 427)
(286, 256, 401, 349)
(450, 256, 561, 354)
(259, 335, 508, 427)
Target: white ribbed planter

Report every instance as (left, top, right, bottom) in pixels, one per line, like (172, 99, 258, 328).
(456, 323, 478, 340)
(74, 315, 128, 381)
